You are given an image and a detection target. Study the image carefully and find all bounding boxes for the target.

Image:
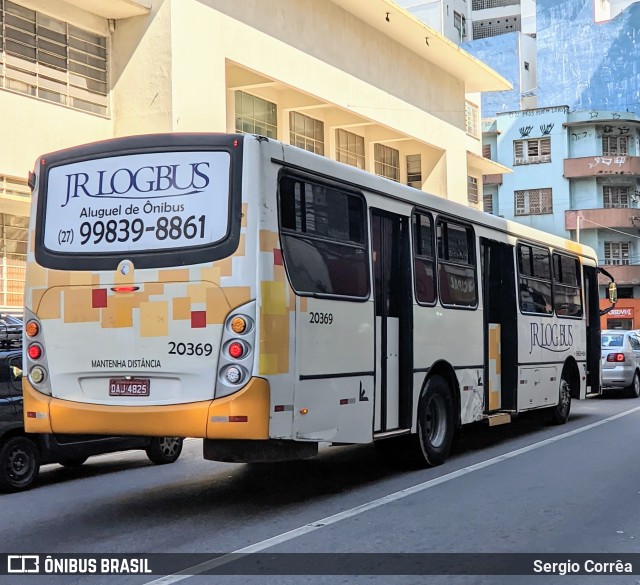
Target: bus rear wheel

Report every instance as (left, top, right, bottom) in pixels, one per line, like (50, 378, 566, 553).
(549, 374, 572, 425)
(409, 375, 455, 467)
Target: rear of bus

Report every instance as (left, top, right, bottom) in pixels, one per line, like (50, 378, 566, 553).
(23, 133, 271, 441)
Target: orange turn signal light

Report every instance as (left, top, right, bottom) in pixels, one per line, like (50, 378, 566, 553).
(25, 320, 39, 337)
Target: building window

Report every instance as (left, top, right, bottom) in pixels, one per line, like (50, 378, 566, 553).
(483, 193, 494, 213)
(336, 129, 365, 170)
(289, 112, 324, 155)
(515, 188, 552, 216)
(482, 144, 491, 159)
(514, 138, 551, 165)
(467, 176, 479, 208)
(604, 242, 630, 265)
(472, 0, 522, 9)
(617, 286, 634, 299)
(235, 91, 277, 138)
(406, 154, 422, 189)
(0, 214, 28, 308)
(602, 135, 628, 156)
(472, 17, 521, 39)
(0, 174, 29, 199)
(465, 101, 480, 138)
(374, 144, 400, 182)
(603, 185, 630, 208)
(454, 11, 466, 41)
(524, 61, 530, 71)
(0, 1, 109, 115)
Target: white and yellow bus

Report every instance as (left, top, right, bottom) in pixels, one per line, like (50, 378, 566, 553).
(23, 133, 614, 466)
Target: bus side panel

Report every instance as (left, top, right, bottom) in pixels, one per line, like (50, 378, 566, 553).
(293, 296, 375, 443)
(413, 304, 485, 427)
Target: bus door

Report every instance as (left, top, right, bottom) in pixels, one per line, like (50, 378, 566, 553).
(371, 209, 413, 433)
(583, 265, 601, 394)
(481, 238, 517, 412)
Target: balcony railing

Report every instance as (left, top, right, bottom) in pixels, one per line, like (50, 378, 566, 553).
(564, 156, 640, 178)
(472, 0, 519, 10)
(565, 208, 640, 231)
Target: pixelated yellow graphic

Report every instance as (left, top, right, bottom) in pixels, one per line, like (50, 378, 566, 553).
(261, 281, 287, 315)
(259, 314, 289, 375)
(26, 262, 47, 288)
(70, 272, 100, 286)
(259, 230, 279, 252)
(36, 288, 61, 320)
(144, 282, 165, 296)
(101, 296, 134, 328)
(173, 297, 192, 320)
(159, 269, 190, 283)
(235, 234, 246, 257)
(140, 301, 169, 337)
(206, 287, 230, 324)
(47, 270, 71, 288)
(217, 257, 233, 277)
(64, 288, 100, 323)
(222, 286, 252, 311)
(200, 266, 221, 285)
(187, 283, 208, 304)
(488, 323, 501, 411)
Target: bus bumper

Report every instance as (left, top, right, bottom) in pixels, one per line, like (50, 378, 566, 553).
(23, 377, 271, 440)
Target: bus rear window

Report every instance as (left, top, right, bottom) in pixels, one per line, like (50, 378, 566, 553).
(42, 150, 232, 255)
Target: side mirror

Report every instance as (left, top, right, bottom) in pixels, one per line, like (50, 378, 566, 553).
(8, 356, 22, 392)
(608, 282, 618, 304)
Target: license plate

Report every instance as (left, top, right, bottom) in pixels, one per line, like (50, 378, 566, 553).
(109, 378, 150, 396)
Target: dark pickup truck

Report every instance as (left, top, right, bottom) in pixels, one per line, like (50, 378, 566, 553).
(0, 350, 183, 492)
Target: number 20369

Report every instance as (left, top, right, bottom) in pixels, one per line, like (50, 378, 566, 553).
(309, 312, 333, 324)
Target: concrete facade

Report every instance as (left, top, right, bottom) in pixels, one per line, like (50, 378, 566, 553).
(0, 0, 509, 309)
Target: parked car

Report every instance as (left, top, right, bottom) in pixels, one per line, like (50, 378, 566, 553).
(0, 350, 183, 492)
(0, 313, 22, 350)
(601, 329, 640, 397)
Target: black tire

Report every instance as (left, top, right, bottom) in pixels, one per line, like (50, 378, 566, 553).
(146, 437, 183, 465)
(403, 375, 455, 468)
(0, 436, 41, 492)
(550, 374, 572, 425)
(58, 457, 88, 468)
(627, 371, 640, 399)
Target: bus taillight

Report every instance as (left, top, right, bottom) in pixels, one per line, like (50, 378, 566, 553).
(25, 320, 39, 337)
(228, 341, 245, 359)
(28, 343, 43, 360)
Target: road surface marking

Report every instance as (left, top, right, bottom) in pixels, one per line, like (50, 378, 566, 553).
(144, 405, 640, 584)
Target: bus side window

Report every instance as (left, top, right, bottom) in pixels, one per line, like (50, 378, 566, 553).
(412, 211, 436, 305)
(436, 220, 477, 308)
(517, 243, 553, 315)
(553, 253, 583, 318)
(278, 175, 369, 299)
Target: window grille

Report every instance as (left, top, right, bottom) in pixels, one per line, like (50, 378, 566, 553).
(603, 185, 630, 208)
(467, 176, 479, 208)
(604, 241, 630, 265)
(602, 135, 628, 156)
(515, 188, 552, 215)
(0, 1, 109, 115)
(465, 101, 480, 138)
(514, 138, 551, 165)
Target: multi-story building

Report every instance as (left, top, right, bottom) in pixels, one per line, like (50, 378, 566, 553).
(484, 105, 640, 327)
(0, 0, 510, 312)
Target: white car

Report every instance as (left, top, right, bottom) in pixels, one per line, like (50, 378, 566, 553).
(601, 330, 640, 397)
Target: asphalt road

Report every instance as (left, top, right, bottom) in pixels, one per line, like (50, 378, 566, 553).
(3, 393, 640, 585)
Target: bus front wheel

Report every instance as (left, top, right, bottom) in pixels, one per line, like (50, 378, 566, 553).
(412, 375, 455, 467)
